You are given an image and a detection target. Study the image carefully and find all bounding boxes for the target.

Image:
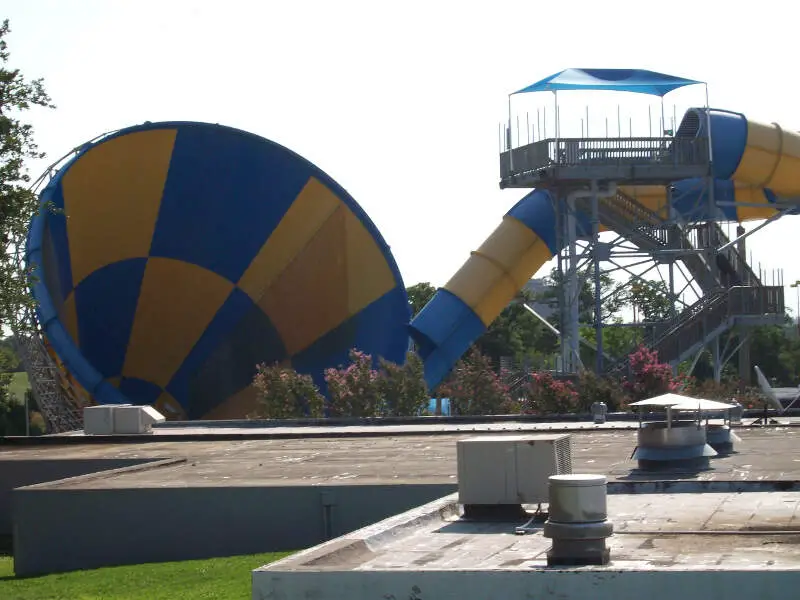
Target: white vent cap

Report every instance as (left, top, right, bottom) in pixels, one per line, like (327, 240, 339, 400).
(549, 474, 606, 487)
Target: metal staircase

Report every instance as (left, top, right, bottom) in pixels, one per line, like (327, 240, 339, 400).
(13, 331, 83, 433)
(589, 190, 759, 293)
(651, 286, 783, 366)
(592, 191, 782, 374)
(607, 286, 783, 374)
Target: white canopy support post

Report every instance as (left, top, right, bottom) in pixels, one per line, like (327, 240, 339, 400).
(704, 83, 714, 166)
(554, 90, 560, 159)
(507, 94, 513, 170)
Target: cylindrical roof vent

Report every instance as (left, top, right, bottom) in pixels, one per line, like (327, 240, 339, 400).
(543, 474, 613, 566)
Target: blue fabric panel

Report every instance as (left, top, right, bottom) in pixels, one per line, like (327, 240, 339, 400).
(514, 68, 702, 97)
(165, 287, 267, 408)
(179, 293, 287, 419)
(28, 250, 58, 327)
(705, 109, 748, 180)
(73, 258, 147, 379)
(408, 289, 487, 390)
(671, 179, 738, 222)
(117, 377, 164, 405)
(506, 189, 559, 253)
(40, 222, 66, 314)
(149, 125, 314, 283)
(43, 321, 105, 393)
(93, 380, 130, 405)
(291, 286, 410, 396)
(40, 183, 74, 297)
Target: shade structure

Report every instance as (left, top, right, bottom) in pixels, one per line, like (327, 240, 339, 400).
(671, 399, 736, 412)
(512, 68, 703, 97)
(26, 121, 411, 420)
(628, 393, 696, 408)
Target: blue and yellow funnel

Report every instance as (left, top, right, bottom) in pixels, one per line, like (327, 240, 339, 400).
(26, 122, 410, 419)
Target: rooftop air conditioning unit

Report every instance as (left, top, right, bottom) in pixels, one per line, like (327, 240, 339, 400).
(457, 434, 573, 506)
(113, 405, 166, 434)
(83, 404, 132, 435)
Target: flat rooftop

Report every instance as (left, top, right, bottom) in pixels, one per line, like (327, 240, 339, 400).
(262, 489, 800, 574)
(3, 422, 800, 490)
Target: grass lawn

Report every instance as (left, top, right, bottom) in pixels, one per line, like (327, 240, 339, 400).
(8, 371, 29, 401)
(0, 551, 292, 599)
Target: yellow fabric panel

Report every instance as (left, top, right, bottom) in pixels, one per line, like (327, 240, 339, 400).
(123, 257, 233, 388)
(238, 176, 340, 301)
(734, 186, 777, 222)
(201, 385, 259, 420)
(344, 207, 396, 316)
(258, 208, 349, 356)
(619, 185, 669, 218)
(733, 119, 800, 195)
(154, 390, 186, 421)
(445, 216, 552, 325)
(734, 120, 784, 189)
(62, 129, 177, 287)
(61, 291, 79, 345)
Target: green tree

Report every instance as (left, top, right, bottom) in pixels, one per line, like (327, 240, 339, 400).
(749, 323, 800, 386)
(406, 282, 436, 317)
(626, 280, 674, 321)
(379, 352, 429, 417)
(406, 282, 558, 365)
(0, 20, 54, 434)
(476, 289, 558, 364)
(1, 19, 55, 330)
(539, 267, 626, 324)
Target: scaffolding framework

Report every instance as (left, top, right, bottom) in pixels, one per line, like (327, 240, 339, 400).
(500, 133, 786, 381)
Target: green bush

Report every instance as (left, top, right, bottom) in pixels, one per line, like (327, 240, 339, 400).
(576, 370, 625, 412)
(379, 352, 429, 417)
(252, 363, 325, 419)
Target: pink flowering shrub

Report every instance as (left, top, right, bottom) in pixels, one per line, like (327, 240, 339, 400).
(324, 349, 384, 417)
(252, 363, 325, 419)
(623, 345, 679, 403)
(519, 372, 579, 414)
(436, 348, 511, 415)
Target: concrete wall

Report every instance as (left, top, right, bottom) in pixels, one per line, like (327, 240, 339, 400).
(252, 569, 800, 600)
(12, 483, 456, 576)
(0, 459, 155, 536)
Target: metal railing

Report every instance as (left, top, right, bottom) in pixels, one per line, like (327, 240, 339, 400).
(599, 191, 673, 247)
(653, 286, 783, 364)
(684, 223, 762, 287)
(600, 192, 761, 293)
(606, 286, 783, 374)
(500, 136, 710, 180)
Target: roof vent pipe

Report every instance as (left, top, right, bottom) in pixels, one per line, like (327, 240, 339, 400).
(543, 474, 613, 566)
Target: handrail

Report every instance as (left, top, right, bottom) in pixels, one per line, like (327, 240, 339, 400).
(500, 136, 710, 180)
(605, 286, 783, 374)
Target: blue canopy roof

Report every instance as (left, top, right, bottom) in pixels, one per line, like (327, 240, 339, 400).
(512, 68, 704, 97)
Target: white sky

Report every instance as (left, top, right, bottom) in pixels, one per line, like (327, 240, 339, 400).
(5, 0, 800, 312)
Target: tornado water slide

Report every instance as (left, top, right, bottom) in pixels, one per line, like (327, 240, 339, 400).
(26, 122, 411, 420)
(409, 108, 800, 389)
